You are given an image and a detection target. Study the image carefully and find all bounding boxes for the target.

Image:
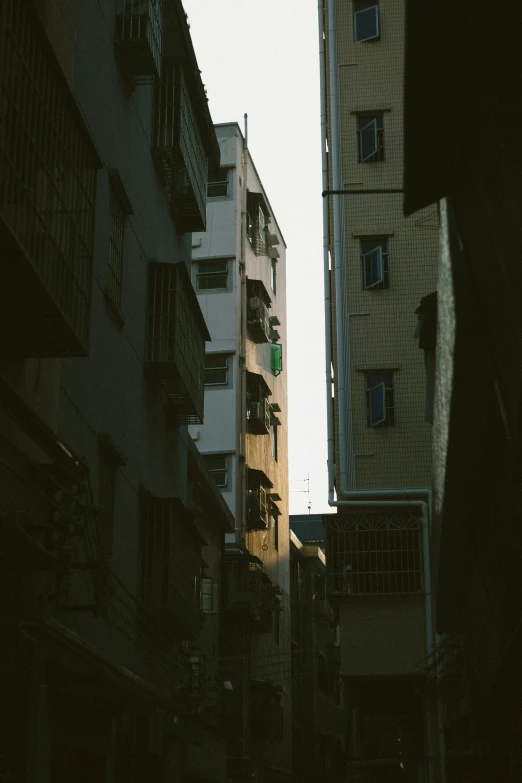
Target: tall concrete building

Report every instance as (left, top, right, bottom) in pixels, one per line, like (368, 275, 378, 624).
(320, 1, 441, 782)
(189, 123, 292, 783)
(0, 1, 235, 781)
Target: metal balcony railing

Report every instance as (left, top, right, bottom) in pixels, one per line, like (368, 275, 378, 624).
(0, 0, 100, 357)
(146, 262, 210, 424)
(153, 59, 208, 232)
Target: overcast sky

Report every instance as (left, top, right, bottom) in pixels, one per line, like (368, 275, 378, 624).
(183, 0, 329, 516)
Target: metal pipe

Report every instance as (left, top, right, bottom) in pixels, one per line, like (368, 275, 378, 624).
(318, 0, 335, 499)
(239, 128, 249, 545)
(327, 0, 354, 493)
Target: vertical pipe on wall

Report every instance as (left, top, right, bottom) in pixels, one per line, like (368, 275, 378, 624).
(318, 0, 335, 500)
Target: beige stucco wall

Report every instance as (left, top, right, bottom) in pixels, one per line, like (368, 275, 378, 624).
(327, 0, 438, 491)
(339, 595, 426, 676)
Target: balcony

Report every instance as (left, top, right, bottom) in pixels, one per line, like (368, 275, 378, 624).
(146, 261, 210, 424)
(247, 469, 273, 532)
(247, 372, 272, 435)
(0, 0, 100, 357)
(153, 59, 208, 232)
(246, 279, 272, 343)
(115, 0, 163, 80)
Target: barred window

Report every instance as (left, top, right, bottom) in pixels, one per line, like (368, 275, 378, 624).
(327, 513, 423, 595)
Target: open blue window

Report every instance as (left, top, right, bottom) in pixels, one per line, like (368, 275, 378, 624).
(354, 3, 380, 43)
(365, 371, 394, 427)
(362, 245, 383, 289)
(368, 382, 386, 426)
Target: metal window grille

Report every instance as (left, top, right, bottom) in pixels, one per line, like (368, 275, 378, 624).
(247, 373, 271, 434)
(326, 512, 423, 596)
(98, 446, 117, 563)
(207, 167, 229, 198)
(247, 472, 269, 531)
(361, 238, 390, 290)
(153, 60, 208, 231)
(146, 262, 207, 423)
(271, 425, 278, 460)
(246, 192, 268, 255)
(139, 496, 200, 633)
(354, 2, 380, 43)
(196, 260, 228, 291)
(365, 371, 395, 426)
(108, 188, 126, 307)
(116, 0, 163, 80)
(357, 114, 385, 163)
(203, 454, 228, 488)
(0, 0, 99, 356)
(204, 353, 228, 385)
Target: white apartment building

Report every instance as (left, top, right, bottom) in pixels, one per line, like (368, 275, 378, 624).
(189, 122, 292, 782)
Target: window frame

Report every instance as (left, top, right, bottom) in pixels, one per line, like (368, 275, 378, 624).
(207, 167, 229, 198)
(204, 353, 230, 387)
(354, 2, 380, 43)
(365, 371, 395, 427)
(203, 453, 230, 489)
(200, 577, 219, 613)
(361, 237, 390, 290)
(196, 259, 229, 292)
(357, 113, 385, 163)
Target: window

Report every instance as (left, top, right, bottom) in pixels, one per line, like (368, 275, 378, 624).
(207, 167, 229, 198)
(357, 114, 384, 163)
(203, 454, 229, 488)
(272, 515, 279, 551)
(271, 424, 278, 461)
(205, 353, 229, 386)
(354, 2, 380, 42)
(200, 578, 219, 613)
(361, 238, 389, 290)
(247, 192, 269, 255)
(365, 371, 395, 426)
(270, 259, 277, 294)
(108, 186, 127, 308)
(98, 444, 118, 562)
(196, 260, 228, 291)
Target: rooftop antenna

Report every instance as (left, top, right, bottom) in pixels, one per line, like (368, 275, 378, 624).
(244, 113, 248, 147)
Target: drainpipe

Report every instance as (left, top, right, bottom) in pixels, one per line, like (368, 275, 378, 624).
(318, 0, 335, 494)
(323, 0, 354, 494)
